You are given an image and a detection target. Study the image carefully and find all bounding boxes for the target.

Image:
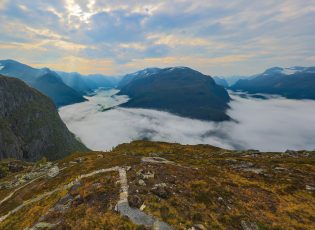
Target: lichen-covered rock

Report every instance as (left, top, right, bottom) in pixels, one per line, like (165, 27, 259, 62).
(151, 183, 169, 199)
(241, 220, 259, 230)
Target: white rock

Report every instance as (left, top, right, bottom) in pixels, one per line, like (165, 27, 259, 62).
(140, 203, 146, 211)
(306, 185, 315, 191)
(47, 166, 59, 178)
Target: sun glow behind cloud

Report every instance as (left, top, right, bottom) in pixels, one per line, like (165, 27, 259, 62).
(0, 0, 314, 75)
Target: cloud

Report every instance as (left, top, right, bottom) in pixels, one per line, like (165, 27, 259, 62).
(0, 0, 314, 75)
(85, 10, 147, 43)
(59, 90, 315, 152)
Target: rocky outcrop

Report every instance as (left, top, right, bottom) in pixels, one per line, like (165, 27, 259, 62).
(0, 75, 87, 161)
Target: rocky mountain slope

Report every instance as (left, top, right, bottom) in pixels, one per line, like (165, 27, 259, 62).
(0, 75, 87, 161)
(0, 60, 86, 107)
(57, 71, 120, 94)
(0, 141, 314, 229)
(118, 67, 231, 121)
(213, 77, 229, 88)
(231, 66, 315, 99)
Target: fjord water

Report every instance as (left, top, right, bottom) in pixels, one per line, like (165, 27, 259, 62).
(59, 89, 315, 152)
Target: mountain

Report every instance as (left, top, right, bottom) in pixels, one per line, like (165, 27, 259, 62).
(32, 71, 87, 107)
(0, 140, 314, 229)
(0, 59, 46, 82)
(213, 76, 229, 88)
(231, 66, 315, 99)
(117, 67, 231, 121)
(0, 75, 87, 161)
(213, 76, 250, 87)
(0, 60, 86, 107)
(118, 68, 161, 88)
(57, 71, 120, 94)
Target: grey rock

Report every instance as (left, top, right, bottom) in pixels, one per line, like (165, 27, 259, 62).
(194, 224, 206, 230)
(137, 169, 155, 180)
(232, 161, 254, 169)
(32, 222, 56, 229)
(8, 162, 24, 172)
(241, 220, 259, 230)
(47, 166, 59, 178)
(274, 167, 287, 171)
(306, 185, 315, 191)
(117, 201, 172, 229)
(138, 179, 146, 186)
(243, 168, 264, 174)
(74, 157, 85, 163)
(151, 183, 169, 199)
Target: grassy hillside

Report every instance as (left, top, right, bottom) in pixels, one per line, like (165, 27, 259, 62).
(0, 141, 314, 229)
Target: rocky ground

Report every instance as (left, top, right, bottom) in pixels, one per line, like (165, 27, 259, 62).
(0, 141, 314, 229)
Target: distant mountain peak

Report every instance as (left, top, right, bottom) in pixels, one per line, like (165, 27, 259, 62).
(0, 59, 86, 106)
(231, 65, 315, 100)
(263, 66, 315, 76)
(118, 66, 231, 121)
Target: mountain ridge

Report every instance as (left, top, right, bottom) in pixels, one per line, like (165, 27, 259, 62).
(0, 60, 86, 107)
(0, 75, 88, 161)
(231, 66, 315, 99)
(117, 67, 231, 121)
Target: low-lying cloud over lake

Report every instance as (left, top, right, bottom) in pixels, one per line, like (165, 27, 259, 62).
(59, 90, 315, 152)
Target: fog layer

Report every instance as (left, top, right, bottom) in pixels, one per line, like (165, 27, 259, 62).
(59, 90, 315, 152)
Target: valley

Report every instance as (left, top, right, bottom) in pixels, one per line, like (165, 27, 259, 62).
(1, 1, 315, 229)
(59, 89, 315, 153)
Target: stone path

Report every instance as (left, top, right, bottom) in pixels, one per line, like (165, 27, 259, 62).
(141, 157, 175, 165)
(1, 163, 173, 229)
(0, 166, 68, 207)
(116, 167, 172, 230)
(0, 176, 44, 207)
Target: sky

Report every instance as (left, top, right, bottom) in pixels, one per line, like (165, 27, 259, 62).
(0, 0, 314, 76)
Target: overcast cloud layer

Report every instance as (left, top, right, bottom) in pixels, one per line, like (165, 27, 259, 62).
(59, 91, 315, 152)
(0, 0, 314, 76)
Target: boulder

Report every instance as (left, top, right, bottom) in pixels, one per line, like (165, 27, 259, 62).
(241, 220, 259, 230)
(151, 183, 169, 199)
(306, 185, 315, 191)
(138, 179, 146, 186)
(47, 166, 59, 178)
(8, 162, 24, 173)
(194, 224, 206, 230)
(137, 169, 154, 180)
(128, 195, 142, 208)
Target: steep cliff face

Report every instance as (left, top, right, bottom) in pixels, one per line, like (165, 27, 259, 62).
(0, 75, 87, 161)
